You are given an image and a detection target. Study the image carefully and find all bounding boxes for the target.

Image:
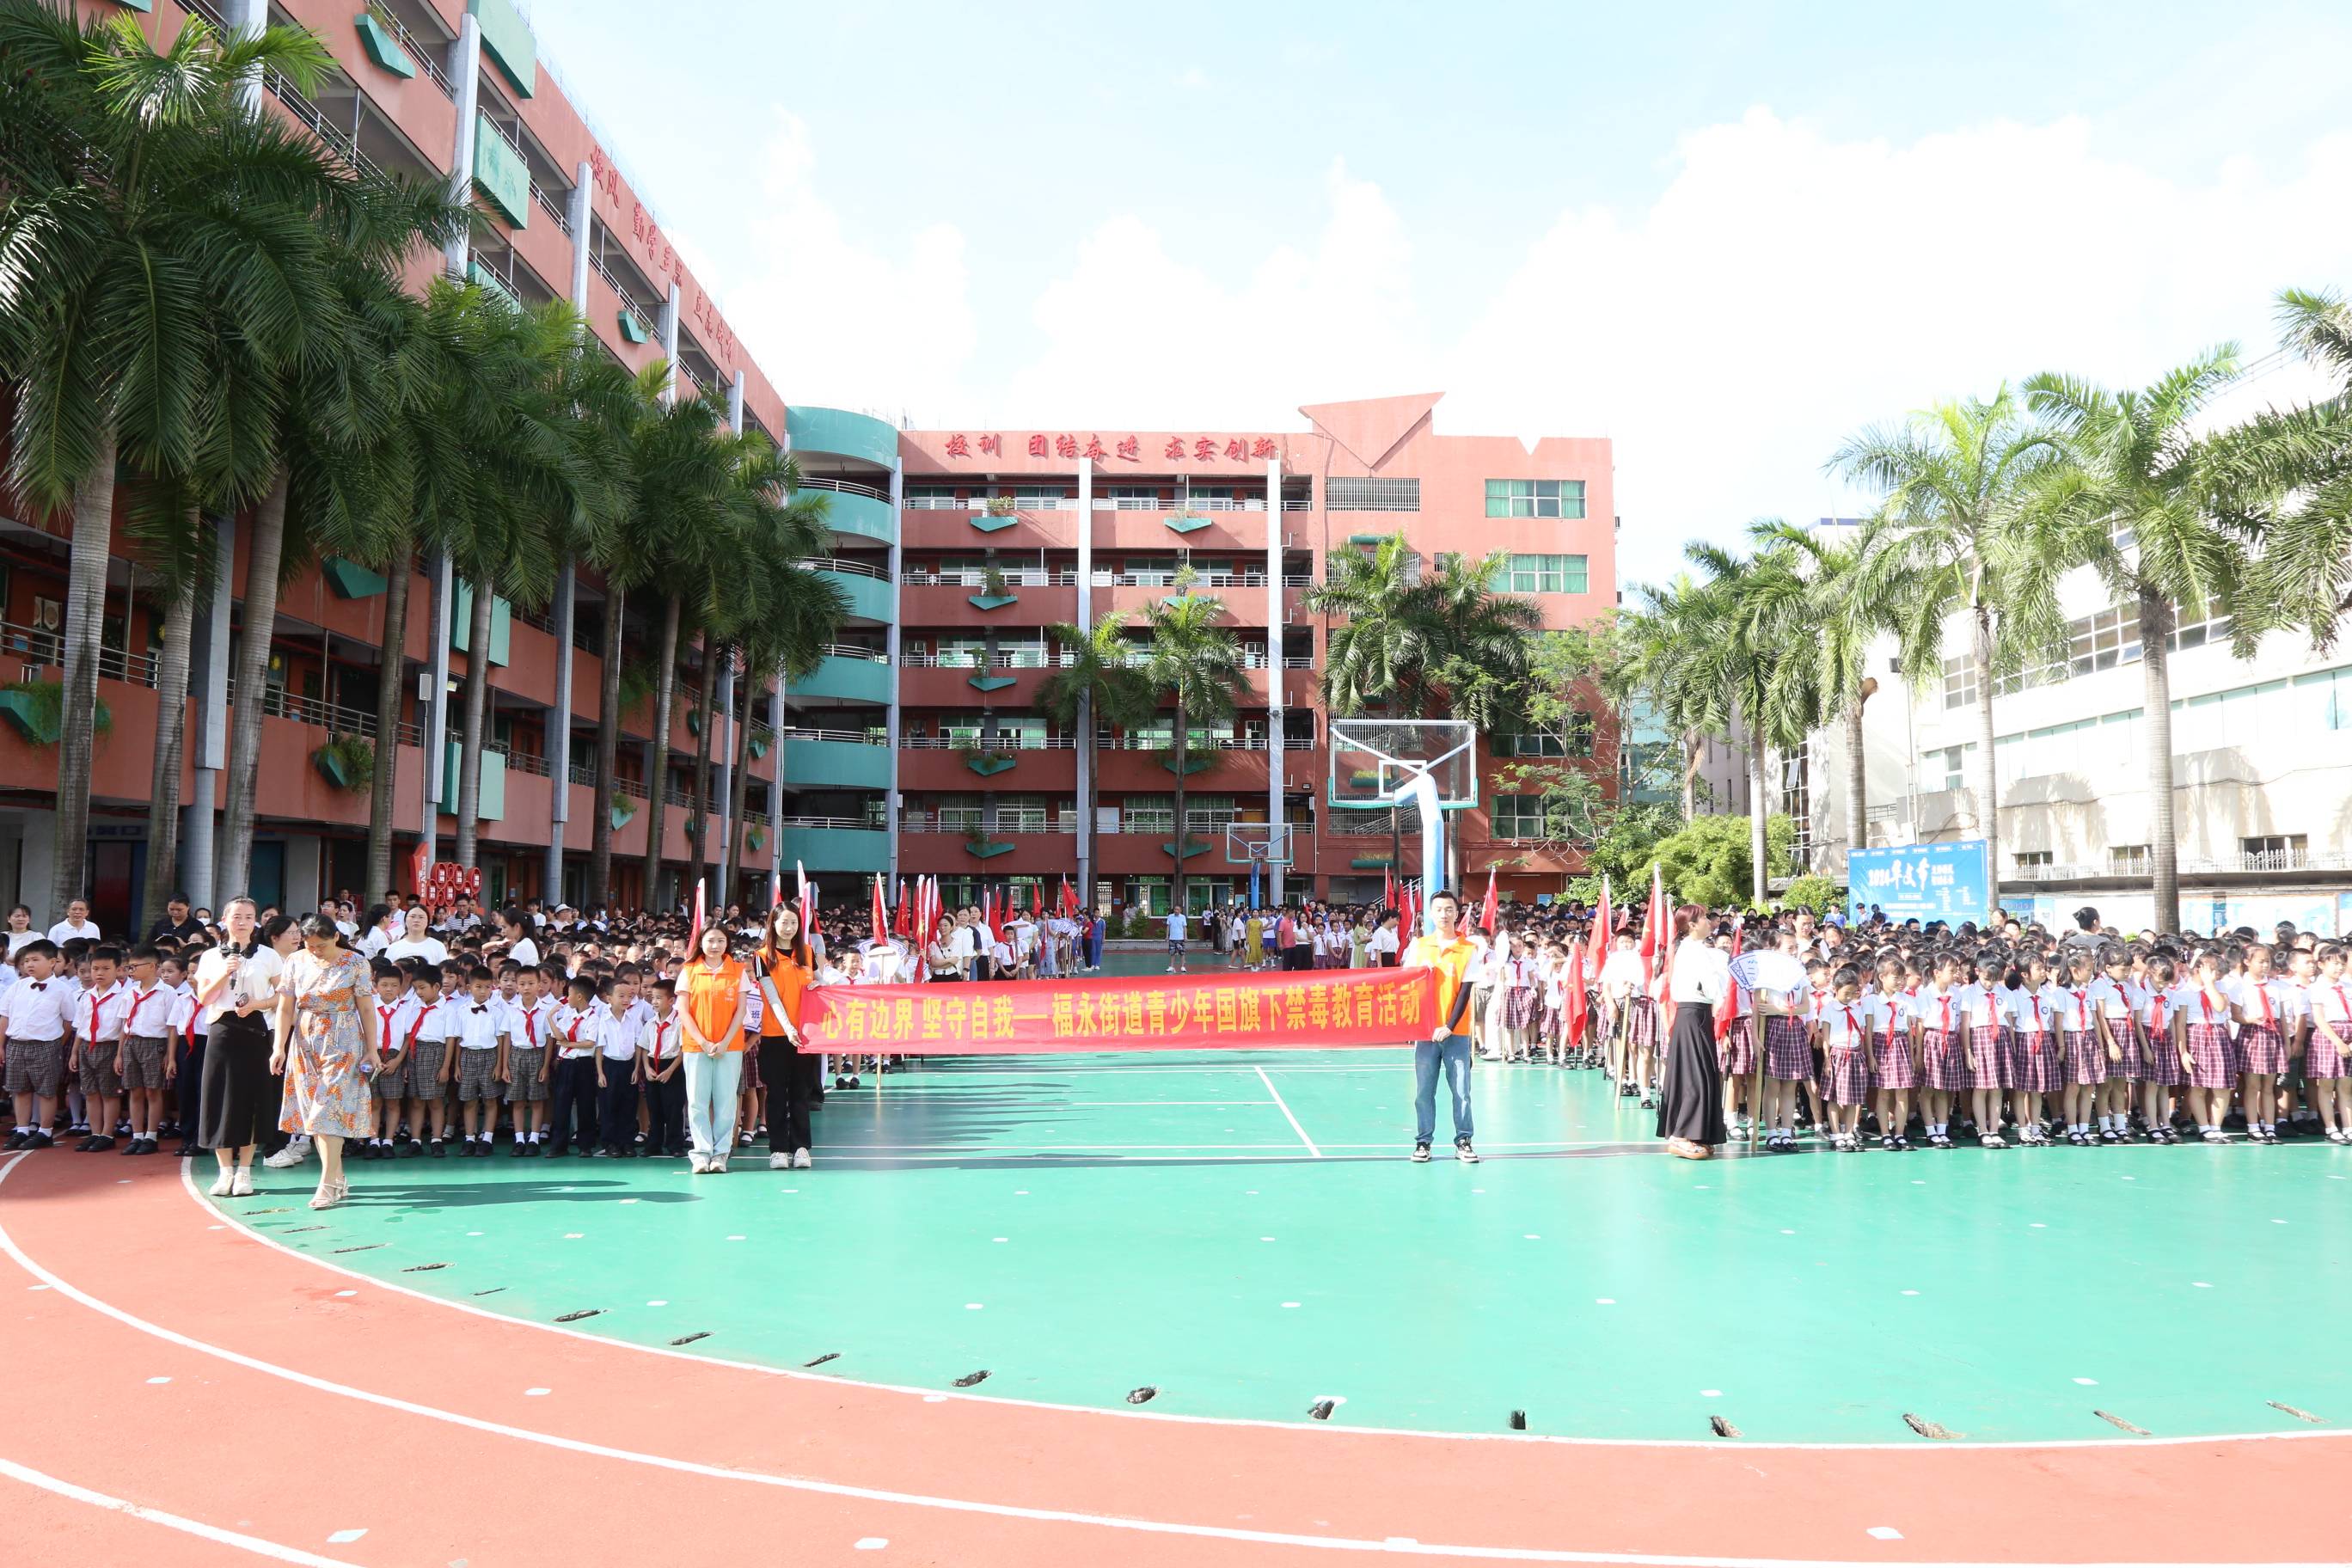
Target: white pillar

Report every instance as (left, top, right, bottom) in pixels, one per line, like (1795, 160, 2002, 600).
(658, 284, 680, 404)
(420, 554, 454, 856)
(545, 162, 593, 908)
(443, 16, 483, 275)
(708, 371, 746, 909)
(1265, 457, 1284, 906)
(768, 665, 785, 908)
(885, 456, 904, 880)
(1075, 456, 1093, 911)
(566, 162, 591, 308)
(181, 517, 236, 909)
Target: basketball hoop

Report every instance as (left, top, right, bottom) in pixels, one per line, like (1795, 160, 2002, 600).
(1328, 718, 1477, 936)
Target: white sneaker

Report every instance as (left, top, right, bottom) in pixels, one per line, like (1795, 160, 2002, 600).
(768, 1153, 792, 1170)
(208, 1167, 235, 1197)
(689, 1154, 711, 1173)
(793, 1147, 813, 1169)
(230, 1167, 254, 1197)
(264, 1141, 309, 1169)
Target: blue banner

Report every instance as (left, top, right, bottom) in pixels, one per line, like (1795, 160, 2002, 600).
(1847, 840, 1993, 926)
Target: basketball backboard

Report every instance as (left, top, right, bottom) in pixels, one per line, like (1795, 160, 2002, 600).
(1224, 822, 1295, 866)
(1326, 718, 1477, 812)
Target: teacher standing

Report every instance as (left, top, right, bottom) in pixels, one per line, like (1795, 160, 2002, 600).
(192, 897, 285, 1196)
(273, 915, 380, 1209)
(679, 924, 749, 1174)
(1656, 904, 1730, 1159)
(755, 906, 818, 1171)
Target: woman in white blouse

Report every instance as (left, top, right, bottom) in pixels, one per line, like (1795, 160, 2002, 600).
(191, 897, 286, 1196)
(1657, 904, 1731, 1159)
(383, 906, 450, 967)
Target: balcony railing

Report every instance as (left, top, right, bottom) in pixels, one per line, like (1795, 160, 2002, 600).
(223, 680, 424, 746)
(590, 252, 653, 327)
(776, 814, 885, 832)
(1090, 497, 1270, 512)
(816, 643, 891, 663)
(902, 734, 1076, 750)
(264, 69, 387, 184)
(534, 183, 573, 235)
(2013, 849, 2352, 879)
(810, 557, 891, 582)
(0, 619, 163, 688)
(903, 567, 1075, 587)
(903, 812, 1080, 835)
(487, 744, 550, 778)
(778, 726, 890, 746)
(798, 475, 891, 503)
(567, 760, 647, 799)
(902, 648, 1076, 670)
(902, 495, 976, 511)
(378, 9, 454, 95)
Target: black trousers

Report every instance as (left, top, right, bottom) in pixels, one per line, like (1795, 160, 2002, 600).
(642, 1071, 685, 1155)
(597, 1072, 638, 1152)
(174, 1033, 206, 1138)
(547, 1057, 599, 1149)
(759, 1038, 819, 1155)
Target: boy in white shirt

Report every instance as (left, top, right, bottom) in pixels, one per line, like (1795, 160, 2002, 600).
(400, 966, 455, 1155)
(362, 962, 416, 1160)
(592, 971, 650, 1158)
(502, 965, 555, 1155)
(114, 945, 176, 1155)
(638, 977, 686, 1157)
(70, 945, 128, 1151)
(446, 966, 511, 1156)
(3, 941, 74, 1148)
(548, 974, 603, 1157)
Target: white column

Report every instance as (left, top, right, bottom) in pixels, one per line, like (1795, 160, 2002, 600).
(544, 173, 592, 908)
(727, 370, 745, 433)
(1265, 457, 1284, 906)
(768, 665, 786, 908)
(181, 518, 236, 909)
(443, 16, 483, 275)
(566, 162, 591, 308)
(658, 284, 681, 404)
(708, 373, 746, 908)
(1075, 456, 1093, 910)
(420, 554, 454, 856)
(885, 457, 904, 880)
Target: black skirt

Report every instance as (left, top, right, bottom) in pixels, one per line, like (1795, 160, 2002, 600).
(1655, 1001, 1728, 1146)
(198, 1011, 276, 1151)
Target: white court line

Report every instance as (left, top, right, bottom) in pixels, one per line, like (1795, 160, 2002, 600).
(0, 1453, 362, 1566)
(1, 1179, 2324, 1568)
(1256, 1067, 1324, 1157)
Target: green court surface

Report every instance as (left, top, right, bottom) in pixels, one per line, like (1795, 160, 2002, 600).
(232, 1055, 2352, 1445)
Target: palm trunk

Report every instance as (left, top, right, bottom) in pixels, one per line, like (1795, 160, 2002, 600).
(1171, 700, 1189, 913)
(139, 564, 198, 930)
(637, 592, 683, 915)
(1747, 724, 1770, 910)
(50, 424, 119, 914)
(216, 471, 289, 900)
(686, 645, 720, 901)
(364, 542, 411, 900)
(454, 573, 497, 870)
(1681, 732, 1700, 819)
(2140, 588, 2180, 934)
(588, 585, 624, 909)
(1970, 602, 2000, 922)
(1842, 693, 1868, 873)
(722, 666, 755, 900)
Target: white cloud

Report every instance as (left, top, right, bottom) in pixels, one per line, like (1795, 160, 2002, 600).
(1174, 65, 1210, 90)
(720, 112, 977, 423)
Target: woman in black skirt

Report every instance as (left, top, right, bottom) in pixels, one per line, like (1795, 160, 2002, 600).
(191, 897, 287, 1197)
(1656, 903, 1731, 1158)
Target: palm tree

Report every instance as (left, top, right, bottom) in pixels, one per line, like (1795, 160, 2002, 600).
(2220, 289, 2352, 652)
(1038, 614, 1155, 910)
(0, 6, 346, 912)
(1140, 573, 1246, 912)
(125, 492, 213, 928)
(2025, 347, 2244, 934)
(1829, 389, 2079, 915)
(1618, 575, 1718, 818)
(1753, 518, 1890, 873)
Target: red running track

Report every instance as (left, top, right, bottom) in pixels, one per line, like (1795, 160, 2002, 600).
(1, 1150, 2343, 1567)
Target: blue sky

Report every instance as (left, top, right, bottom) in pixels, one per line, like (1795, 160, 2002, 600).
(529, 0, 2352, 585)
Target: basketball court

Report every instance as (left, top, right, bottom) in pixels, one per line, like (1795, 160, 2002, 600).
(5, 1054, 2348, 1566)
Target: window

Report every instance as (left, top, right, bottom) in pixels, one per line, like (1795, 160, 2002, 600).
(2170, 597, 2233, 652)
(1922, 744, 1972, 793)
(1484, 479, 1586, 519)
(2110, 844, 2151, 874)
(1941, 654, 1979, 710)
(2242, 835, 2306, 869)
(2066, 603, 2139, 677)
(1491, 553, 1589, 594)
(1325, 477, 1419, 512)
(1491, 794, 1554, 841)
(2013, 850, 2053, 869)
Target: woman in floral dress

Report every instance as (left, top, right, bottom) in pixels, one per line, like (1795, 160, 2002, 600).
(272, 916, 381, 1210)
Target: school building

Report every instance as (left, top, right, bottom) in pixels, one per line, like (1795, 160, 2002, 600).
(0, 6, 1623, 934)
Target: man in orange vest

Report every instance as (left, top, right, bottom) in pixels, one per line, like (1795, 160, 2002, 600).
(1404, 889, 1481, 1164)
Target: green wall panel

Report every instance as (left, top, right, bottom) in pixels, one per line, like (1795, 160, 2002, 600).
(472, 114, 530, 228)
(776, 825, 890, 876)
(354, 12, 415, 77)
(469, 0, 536, 96)
(818, 569, 894, 624)
(786, 406, 899, 468)
(816, 487, 895, 545)
(779, 738, 889, 791)
(450, 583, 511, 667)
(439, 742, 505, 819)
(793, 655, 893, 705)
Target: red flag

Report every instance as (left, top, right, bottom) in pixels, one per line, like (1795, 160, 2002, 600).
(1585, 874, 1611, 972)
(871, 873, 888, 945)
(688, 880, 707, 950)
(1565, 946, 1589, 1045)
(982, 888, 998, 945)
(893, 879, 910, 938)
(1031, 880, 1043, 918)
(409, 841, 431, 899)
(1643, 864, 1676, 1031)
(1716, 916, 1745, 1042)
(1479, 866, 1498, 934)
(1382, 866, 1395, 913)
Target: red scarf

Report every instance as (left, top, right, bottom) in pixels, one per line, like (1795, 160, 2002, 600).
(647, 1016, 676, 1063)
(86, 989, 107, 1043)
(1937, 993, 1952, 1035)
(2148, 993, 2167, 1032)
(125, 984, 165, 1036)
(2071, 988, 2091, 1030)
(2254, 981, 2275, 1030)
(1840, 1004, 1863, 1049)
(523, 1003, 539, 1047)
(2200, 989, 2214, 1024)
(403, 1005, 430, 1052)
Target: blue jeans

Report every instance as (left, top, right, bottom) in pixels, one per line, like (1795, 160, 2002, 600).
(1413, 1032, 1475, 1145)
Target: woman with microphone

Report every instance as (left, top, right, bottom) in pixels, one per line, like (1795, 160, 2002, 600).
(1656, 903, 1730, 1160)
(191, 897, 285, 1196)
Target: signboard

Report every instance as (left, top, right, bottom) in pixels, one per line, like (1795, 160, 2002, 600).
(1847, 840, 1992, 926)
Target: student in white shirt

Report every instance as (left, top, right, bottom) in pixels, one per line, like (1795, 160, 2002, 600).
(361, 963, 415, 1160)
(548, 974, 603, 1156)
(3, 940, 75, 1149)
(114, 945, 177, 1155)
(383, 906, 450, 967)
(1166, 906, 1188, 975)
(2306, 943, 2352, 1142)
(69, 944, 129, 1150)
(638, 977, 687, 1156)
(592, 974, 651, 1158)
(447, 966, 511, 1155)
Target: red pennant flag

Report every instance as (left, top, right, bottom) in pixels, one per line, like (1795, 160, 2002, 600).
(1382, 866, 1394, 913)
(893, 879, 910, 938)
(1479, 866, 1498, 934)
(1716, 916, 1745, 1042)
(1031, 880, 1043, 917)
(871, 873, 888, 946)
(1565, 946, 1589, 1046)
(1586, 873, 1612, 972)
(1643, 864, 1676, 1031)
(688, 880, 707, 950)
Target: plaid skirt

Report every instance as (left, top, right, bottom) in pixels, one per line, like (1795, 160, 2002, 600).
(2011, 1027, 2064, 1093)
(1627, 995, 1662, 1051)
(1505, 986, 1539, 1031)
(2136, 1021, 2185, 1087)
(121, 1034, 171, 1092)
(2185, 1021, 2239, 1088)
(1920, 1026, 1969, 1092)
(407, 1039, 450, 1093)
(1540, 1004, 1565, 1045)
(1873, 1032, 1918, 1090)
(1822, 1045, 1872, 1106)
(77, 1040, 124, 1099)
(2307, 1020, 2352, 1080)
(371, 1050, 413, 1101)
(1717, 1015, 1755, 1076)
(454, 1047, 500, 1102)
(505, 1045, 548, 1102)
(1763, 1015, 1813, 1081)
(1964, 1024, 2002, 1090)
(2239, 1022, 2288, 1076)
(2064, 1028, 2107, 1086)
(2101, 1014, 2147, 1080)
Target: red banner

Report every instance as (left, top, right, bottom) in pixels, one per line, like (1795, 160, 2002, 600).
(801, 966, 1438, 1056)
